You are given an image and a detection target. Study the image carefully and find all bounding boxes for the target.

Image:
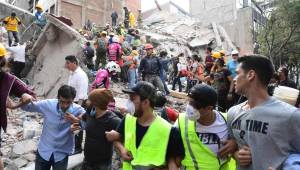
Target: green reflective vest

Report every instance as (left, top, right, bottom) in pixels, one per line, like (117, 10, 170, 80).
(123, 114, 172, 170)
(178, 113, 236, 170)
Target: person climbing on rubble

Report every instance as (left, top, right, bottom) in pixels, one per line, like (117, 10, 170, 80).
(129, 11, 136, 28)
(111, 11, 118, 28)
(3, 12, 22, 47)
(83, 41, 95, 70)
(5, 42, 26, 78)
(108, 36, 122, 63)
(159, 50, 172, 95)
(94, 31, 108, 70)
(34, 4, 47, 29)
(20, 85, 85, 170)
(123, 7, 130, 29)
(71, 88, 121, 170)
(169, 84, 237, 169)
(138, 43, 165, 94)
(0, 43, 36, 170)
(91, 61, 121, 89)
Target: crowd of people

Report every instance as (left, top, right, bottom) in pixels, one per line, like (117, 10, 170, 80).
(0, 4, 300, 170)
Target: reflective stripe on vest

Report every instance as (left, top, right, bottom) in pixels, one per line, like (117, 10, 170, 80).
(179, 113, 236, 170)
(123, 114, 172, 170)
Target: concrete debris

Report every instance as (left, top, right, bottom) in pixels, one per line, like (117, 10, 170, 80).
(13, 158, 28, 168)
(12, 140, 37, 156)
(142, 10, 237, 58)
(22, 153, 36, 162)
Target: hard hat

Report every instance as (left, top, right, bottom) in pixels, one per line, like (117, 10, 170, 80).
(211, 52, 221, 59)
(219, 50, 226, 55)
(101, 31, 107, 36)
(231, 50, 239, 55)
(112, 37, 119, 43)
(105, 61, 121, 73)
(131, 50, 139, 56)
(109, 32, 115, 36)
(144, 43, 154, 50)
(0, 43, 7, 57)
(35, 4, 43, 10)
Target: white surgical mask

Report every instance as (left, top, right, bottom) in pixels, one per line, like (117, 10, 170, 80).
(186, 104, 200, 121)
(126, 99, 135, 114)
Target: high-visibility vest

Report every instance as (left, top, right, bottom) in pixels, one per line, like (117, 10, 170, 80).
(178, 113, 236, 170)
(123, 114, 172, 170)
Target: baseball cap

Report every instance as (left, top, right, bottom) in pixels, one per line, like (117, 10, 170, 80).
(123, 81, 156, 101)
(188, 84, 217, 108)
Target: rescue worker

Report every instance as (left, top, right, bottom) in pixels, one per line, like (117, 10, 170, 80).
(34, 4, 47, 28)
(3, 12, 21, 47)
(170, 84, 237, 170)
(129, 11, 136, 28)
(106, 81, 184, 170)
(138, 44, 165, 94)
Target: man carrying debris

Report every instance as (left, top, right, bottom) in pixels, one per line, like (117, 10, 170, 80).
(138, 43, 165, 94)
(0, 43, 35, 170)
(3, 12, 21, 47)
(20, 85, 85, 170)
(5, 43, 26, 78)
(65, 55, 89, 154)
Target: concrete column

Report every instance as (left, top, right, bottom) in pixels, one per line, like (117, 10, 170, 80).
(81, 0, 86, 27)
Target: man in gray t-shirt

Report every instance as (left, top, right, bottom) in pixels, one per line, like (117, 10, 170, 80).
(227, 55, 300, 170)
(228, 98, 300, 169)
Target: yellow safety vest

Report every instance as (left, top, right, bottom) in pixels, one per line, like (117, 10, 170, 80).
(178, 113, 236, 170)
(4, 17, 20, 32)
(123, 114, 172, 170)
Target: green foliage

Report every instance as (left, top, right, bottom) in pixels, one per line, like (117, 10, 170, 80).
(257, 0, 300, 84)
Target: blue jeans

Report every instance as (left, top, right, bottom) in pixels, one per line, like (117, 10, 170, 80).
(8, 31, 19, 47)
(160, 71, 170, 94)
(172, 76, 182, 92)
(127, 68, 136, 88)
(35, 151, 68, 170)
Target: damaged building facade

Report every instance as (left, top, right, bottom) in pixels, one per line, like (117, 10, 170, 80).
(189, 0, 267, 54)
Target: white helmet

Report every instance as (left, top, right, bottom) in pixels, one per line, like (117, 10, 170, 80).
(112, 37, 119, 43)
(105, 61, 121, 73)
(231, 50, 239, 55)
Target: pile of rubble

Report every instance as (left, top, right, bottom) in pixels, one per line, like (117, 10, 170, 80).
(142, 11, 236, 57)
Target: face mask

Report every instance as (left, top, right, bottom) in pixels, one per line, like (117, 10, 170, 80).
(89, 108, 96, 117)
(186, 104, 200, 121)
(126, 99, 135, 114)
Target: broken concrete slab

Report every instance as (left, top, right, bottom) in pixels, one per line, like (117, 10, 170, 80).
(27, 14, 86, 98)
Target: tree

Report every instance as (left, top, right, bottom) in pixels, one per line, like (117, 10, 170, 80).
(257, 0, 300, 85)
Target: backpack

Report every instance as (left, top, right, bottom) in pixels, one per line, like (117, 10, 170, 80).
(108, 43, 120, 61)
(97, 39, 107, 53)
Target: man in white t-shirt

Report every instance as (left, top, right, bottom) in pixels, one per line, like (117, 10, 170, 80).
(6, 43, 26, 78)
(64, 55, 88, 154)
(169, 84, 237, 169)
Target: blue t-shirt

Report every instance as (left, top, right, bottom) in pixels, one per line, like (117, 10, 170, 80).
(227, 59, 238, 78)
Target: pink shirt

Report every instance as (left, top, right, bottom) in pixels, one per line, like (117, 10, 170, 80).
(91, 69, 110, 90)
